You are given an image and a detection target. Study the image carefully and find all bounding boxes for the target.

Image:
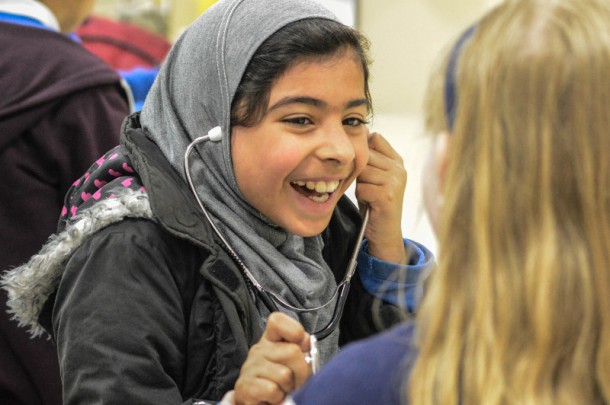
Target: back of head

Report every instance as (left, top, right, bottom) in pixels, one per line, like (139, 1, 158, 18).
(411, 0, 610, 403)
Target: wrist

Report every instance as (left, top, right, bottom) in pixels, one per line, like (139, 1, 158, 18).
(367, 238, 407, 265)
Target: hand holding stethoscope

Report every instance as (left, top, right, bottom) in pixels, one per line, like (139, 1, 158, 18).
(184, 129, 406, 337)
(184, 127, 370, 405)
(185, 127, 407, 403)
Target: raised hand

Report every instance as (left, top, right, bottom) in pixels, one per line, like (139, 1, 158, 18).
(233, 312, 312, 405)
(355, 132, 408, 265)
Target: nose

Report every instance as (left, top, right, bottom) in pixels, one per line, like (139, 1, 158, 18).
(316, 122, 356, 164)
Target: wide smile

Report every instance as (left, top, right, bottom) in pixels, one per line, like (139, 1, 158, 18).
(290, 179, 342, 203)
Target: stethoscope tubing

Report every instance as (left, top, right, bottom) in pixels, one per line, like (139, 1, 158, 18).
(184, 131, 369, 341)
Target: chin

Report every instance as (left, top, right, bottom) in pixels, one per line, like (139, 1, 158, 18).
(285, 219, 330, 238)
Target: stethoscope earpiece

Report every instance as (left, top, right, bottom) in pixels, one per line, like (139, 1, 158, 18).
(207, 126, 222, 142)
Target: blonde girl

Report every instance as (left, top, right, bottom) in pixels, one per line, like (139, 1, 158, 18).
(292, 0, 610, 404)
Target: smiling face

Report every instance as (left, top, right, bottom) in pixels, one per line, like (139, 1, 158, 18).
(231, 50, 369, 237)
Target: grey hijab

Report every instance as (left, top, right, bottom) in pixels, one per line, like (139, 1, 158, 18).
(140, 0, 341, 363)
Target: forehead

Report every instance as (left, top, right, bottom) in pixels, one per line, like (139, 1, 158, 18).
(286, 47, 364, 77)
(268, 51, 367, 106)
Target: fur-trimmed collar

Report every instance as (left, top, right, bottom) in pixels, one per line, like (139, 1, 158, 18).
(1, 189, 153, 337)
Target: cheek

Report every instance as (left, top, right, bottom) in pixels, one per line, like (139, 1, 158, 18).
(422, 148, 440, 234)
(264, 152, 301, 180)
(239, 146, 302, 191)
(261, 139, 306, 172)
(354, 139, 370, 174)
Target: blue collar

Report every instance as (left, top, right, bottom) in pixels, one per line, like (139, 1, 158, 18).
(0, 11, 81, 42)
(0, 11, 51, 29)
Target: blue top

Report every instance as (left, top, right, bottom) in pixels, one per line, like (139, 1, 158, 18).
(0, 12, 52, 29)
(0, 11, 79, 41)
(291, 322, 416, 405)
(358, 239, 432, 312)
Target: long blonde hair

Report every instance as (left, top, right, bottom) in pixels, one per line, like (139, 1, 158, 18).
(409, 0, 610, 403)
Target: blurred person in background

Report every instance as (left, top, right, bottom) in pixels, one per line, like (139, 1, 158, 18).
(0, 0, 130, 403)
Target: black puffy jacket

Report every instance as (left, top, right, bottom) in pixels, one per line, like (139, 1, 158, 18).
(28, 115, 404, 404)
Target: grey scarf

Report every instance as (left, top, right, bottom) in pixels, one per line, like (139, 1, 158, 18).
(140, 0, 341, 363)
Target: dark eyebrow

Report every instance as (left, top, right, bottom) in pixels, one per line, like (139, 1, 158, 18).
(346, 98, 369, 109)
(267, 96, 369, 112)
(268, 97, 326, 112)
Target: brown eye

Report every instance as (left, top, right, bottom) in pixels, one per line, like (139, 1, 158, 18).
(343, 117, 366, 127)
(284, 117, 312, 126)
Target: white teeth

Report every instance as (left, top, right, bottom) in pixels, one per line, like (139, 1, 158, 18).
(324, 181, 340, 193)
(296, 180, 340, 193)
(291, 180, 340, 203)
(310, 193, 330, 203)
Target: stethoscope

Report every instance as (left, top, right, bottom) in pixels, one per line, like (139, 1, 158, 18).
(183, 126, 370, 373)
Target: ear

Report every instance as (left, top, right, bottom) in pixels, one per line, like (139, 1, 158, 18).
(422, 131, 451, 235)
(434, 131, 451, 195)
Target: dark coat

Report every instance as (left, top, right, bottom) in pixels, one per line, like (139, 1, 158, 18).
(44, 115, 404, 404)
(0, 21, 130, 405)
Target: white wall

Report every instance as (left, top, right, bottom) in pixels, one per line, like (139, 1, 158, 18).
(355, 0, 501, 254)
(311, 0, 358, 26)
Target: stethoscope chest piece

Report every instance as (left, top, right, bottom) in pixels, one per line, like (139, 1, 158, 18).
(305, 334, 320, 374)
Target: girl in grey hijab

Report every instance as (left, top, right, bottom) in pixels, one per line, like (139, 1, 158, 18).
(2, 0, 433, 404)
